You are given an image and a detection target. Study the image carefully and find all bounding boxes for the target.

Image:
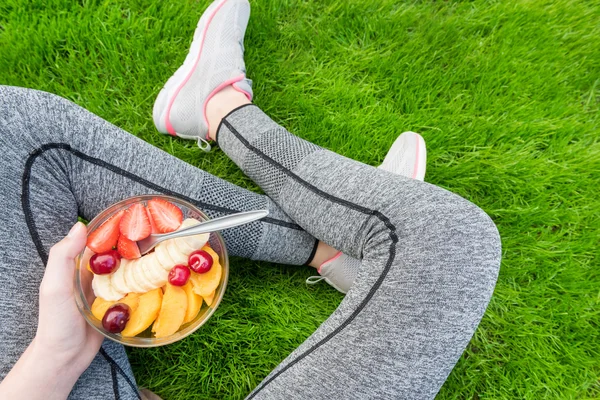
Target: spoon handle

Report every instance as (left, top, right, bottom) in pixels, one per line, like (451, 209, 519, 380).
(156, 210, 269, 241)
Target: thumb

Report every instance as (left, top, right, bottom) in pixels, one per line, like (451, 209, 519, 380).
(40, 222, 88, 298)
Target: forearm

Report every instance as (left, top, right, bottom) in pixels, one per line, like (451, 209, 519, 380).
(0, 338, 81, 400)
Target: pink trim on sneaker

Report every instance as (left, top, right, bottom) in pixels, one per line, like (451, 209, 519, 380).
(164, 0, 229, 136)
(201, 74, 247, 139)
(411, 133, 420, 179)
(232, 81, 253, 101)
(318, 251, 343, 274)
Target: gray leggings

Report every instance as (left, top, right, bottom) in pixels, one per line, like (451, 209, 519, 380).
(0, 86, 501, 399)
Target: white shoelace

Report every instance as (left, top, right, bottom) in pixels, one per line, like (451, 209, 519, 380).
(196, 136, 212, 152)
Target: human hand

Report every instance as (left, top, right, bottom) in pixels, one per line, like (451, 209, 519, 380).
(35, 221, 104, 376)
(0, 222, 104, 400)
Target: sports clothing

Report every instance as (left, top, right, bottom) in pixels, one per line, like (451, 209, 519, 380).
(0, 86, 500, 399)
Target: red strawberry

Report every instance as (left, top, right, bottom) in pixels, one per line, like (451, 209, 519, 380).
(147, 198, 183, 233)
(117, 235, 141, 259)
(119, 203, 151, 241)
(86, 210, 124, 253)
(146, 206, 159, 234)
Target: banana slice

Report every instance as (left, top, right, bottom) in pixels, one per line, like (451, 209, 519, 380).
(141, 253, 168, 288)
(166, 239, 188, 266)
(155, 242, 176, 271)
(92, 274, 124, 301)
(174, 235, 196, 255)
(111, 259, 130, 294)
(124, 259, 151, 293)
(132, 258, 157, 292)
(135, 258, 157, 292)
(179, 218, 209, 250)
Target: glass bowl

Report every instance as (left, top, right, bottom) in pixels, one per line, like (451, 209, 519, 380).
(74, 194, 229, 347)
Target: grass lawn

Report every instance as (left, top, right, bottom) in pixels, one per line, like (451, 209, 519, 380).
(1, 0, 599, 398)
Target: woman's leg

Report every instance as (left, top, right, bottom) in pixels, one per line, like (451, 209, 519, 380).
(211, 101, 502, 399)
(0, 85, 316, 399)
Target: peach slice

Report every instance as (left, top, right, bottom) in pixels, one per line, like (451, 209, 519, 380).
(91, 293, 140, 321)
(91, 297, 112, 320)
(203, 245, 219, 264)
(120, 288, 163, 337)
(189, 246, 222, 298)
(182, 281, 202, 324)
(202, 290, 216, 307)
(152, 283, 187, 338)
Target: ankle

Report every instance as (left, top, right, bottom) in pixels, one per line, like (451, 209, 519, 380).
(205, 86, 251, 140)
(308, 241, 340, 269)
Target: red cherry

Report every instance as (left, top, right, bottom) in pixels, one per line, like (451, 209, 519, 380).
(89, 250, 121, 275)
(168, 264, 191, 286)
(102, 303, 131, 333)
(188, 250, 213, 274)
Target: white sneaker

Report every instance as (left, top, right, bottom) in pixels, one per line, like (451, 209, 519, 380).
(153, 0, 252, 151)
(379, 131, 427, 179)
(306, 252, 360, 294)
(307, 132, 427, 294)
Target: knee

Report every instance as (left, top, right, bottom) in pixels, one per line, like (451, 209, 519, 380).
(404, 189, 502, 287)
(469, 202, 501, 257)
(450, 199, 502, 288)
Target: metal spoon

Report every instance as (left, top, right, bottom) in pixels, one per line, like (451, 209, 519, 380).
(137, 209, 269, 255)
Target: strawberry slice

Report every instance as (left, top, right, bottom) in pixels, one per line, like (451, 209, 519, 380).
(119, 203, 152, 241)
(147, 198, 183, 233)
(117, 234, 141, 259)
(146, 206, 159, 234)
(86, 210, 124, 253)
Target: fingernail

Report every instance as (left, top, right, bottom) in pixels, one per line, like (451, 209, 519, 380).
(68, 222, 84, 238)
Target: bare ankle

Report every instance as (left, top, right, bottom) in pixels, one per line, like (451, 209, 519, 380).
(309, 241, 340, 269)
(205, 86, 251, 140)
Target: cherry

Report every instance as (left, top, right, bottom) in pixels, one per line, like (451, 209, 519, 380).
(102, 303, 131, 333)
(89, 250, 121, 275)
(188, 250, 213, 274)
(168, 264, 191, 286)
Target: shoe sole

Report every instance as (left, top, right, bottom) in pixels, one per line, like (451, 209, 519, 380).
(153, 0, 248, 138)
(411, 132, 426, 180)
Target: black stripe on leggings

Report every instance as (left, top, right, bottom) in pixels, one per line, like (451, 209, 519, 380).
(303, 238, 320, 266)
(100, 347, 142, 400)
(110, 363, 120, 400)
(214, 102, 257, 146)
(21, 143, 303, 264)
(221, 118, 399, 398)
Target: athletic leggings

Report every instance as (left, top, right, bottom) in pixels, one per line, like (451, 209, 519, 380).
(0, 86, 501, 399)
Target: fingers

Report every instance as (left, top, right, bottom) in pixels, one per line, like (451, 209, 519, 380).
(40, 222, 87, 299)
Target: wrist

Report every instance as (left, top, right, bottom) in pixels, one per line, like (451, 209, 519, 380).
(27, 339, 83, 394)
(0, 339, 83, 400)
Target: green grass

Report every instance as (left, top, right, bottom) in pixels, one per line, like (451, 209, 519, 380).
(1, 0, 599, 398)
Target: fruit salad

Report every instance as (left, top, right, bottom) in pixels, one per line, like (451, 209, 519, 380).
(85, 198, 223, 339)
